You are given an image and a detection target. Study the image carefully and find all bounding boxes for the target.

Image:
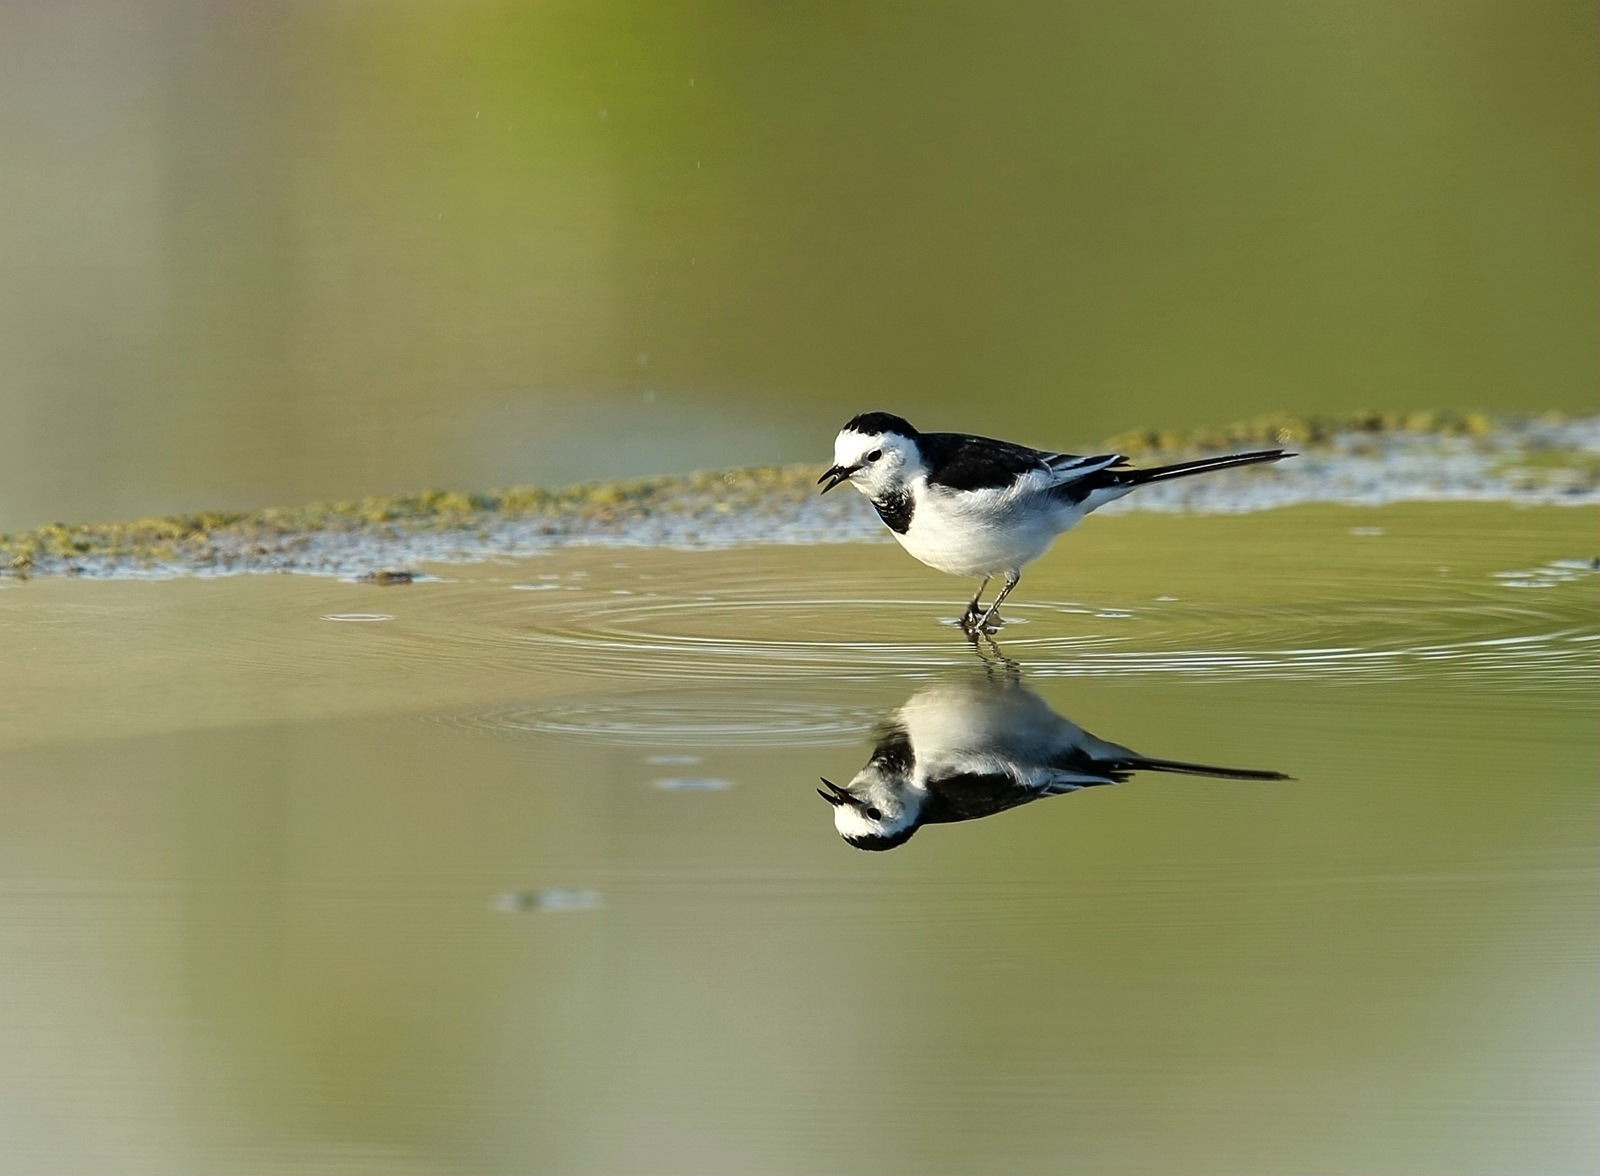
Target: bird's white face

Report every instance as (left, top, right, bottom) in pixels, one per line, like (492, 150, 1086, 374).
(824, 429, 922, 499)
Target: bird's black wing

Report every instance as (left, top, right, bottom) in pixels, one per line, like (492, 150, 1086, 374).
(916, 433, 1057, 491)
(919, 432, 1129, 494)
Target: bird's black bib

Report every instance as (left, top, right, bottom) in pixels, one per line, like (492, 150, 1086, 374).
(869, 490, 914, 534)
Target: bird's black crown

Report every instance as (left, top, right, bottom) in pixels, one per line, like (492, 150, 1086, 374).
(843, 412, 918, 438)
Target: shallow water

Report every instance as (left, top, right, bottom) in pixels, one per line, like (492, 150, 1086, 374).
(1, 504, 1596, 1174)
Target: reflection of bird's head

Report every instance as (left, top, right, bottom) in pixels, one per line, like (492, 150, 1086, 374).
(817, 725, 923, 850)
(817, 777, 921, 850)
(817, 675, 1081, 852)
(818, 412, 924, 499)
(818, 671, 1290, 853)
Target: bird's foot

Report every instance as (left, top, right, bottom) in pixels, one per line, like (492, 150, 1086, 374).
(953, 601, 1004, 640)
(961, 619, 1021, 675)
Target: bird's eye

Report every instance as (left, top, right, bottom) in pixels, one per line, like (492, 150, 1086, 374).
(865, 807, 883, 820)
(866, 449, 882, 462)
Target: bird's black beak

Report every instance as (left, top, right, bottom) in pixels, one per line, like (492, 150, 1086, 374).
(817, 777, 854, 806)
(817, 464, 855, 494)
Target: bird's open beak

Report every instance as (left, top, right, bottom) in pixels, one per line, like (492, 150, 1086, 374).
(817, 464, 856, 494)
(817, 777, 854, 806)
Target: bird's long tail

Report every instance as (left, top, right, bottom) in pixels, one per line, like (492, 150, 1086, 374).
(1120, 756, 1291, 781)
(1123, 449, 1291, 486)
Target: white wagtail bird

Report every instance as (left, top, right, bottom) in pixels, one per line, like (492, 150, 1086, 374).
(818, 412, 1292, 632)
(818, 675, 1289, 851)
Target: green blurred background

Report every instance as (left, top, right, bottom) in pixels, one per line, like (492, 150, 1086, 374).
(1, 0, 1594, 532)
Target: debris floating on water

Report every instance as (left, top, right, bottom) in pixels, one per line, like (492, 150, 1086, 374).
(652, 776, 733, 791)
(492, 888, 604, 913)
(1492, 560, 1598, 590)
(3, 412, 1596, 580)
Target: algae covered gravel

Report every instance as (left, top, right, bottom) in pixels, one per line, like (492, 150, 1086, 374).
(0, 466, 848, 581)
(3, 413, 1597, 581)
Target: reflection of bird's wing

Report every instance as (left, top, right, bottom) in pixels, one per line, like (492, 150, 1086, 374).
(1053, 730, 1290, 783)
(918, 760, 1115, 824)
(918, 771, 1038, 824)
(1045, 742, 1138, 787)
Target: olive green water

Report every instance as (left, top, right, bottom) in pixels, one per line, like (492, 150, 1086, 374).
(1, 504, 1594, 1174)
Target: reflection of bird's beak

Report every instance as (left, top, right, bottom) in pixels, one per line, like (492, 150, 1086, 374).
(817, 777, 854, 806)
(817, 464, 855, 494)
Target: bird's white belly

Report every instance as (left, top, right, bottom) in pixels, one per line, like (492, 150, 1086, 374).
(896, 488, 1078, 577)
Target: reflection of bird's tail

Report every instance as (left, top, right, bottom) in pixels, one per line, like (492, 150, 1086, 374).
(1124, 449, 1291, 486)
(1121, 756, 1291, 781)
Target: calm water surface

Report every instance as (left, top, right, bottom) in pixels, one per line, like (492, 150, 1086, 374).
(1, 505, 1595, 1174)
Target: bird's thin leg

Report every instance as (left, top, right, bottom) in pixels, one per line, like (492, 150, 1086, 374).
(960, 577, 991, 629)
(975, 571, 1020, 633)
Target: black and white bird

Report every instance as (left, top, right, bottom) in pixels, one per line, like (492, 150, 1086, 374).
(818, 412, 1291, 631)
(818, 675, 1289, 851)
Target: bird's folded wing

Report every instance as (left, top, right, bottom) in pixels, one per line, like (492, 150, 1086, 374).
(917, 433, 1060, 491)
(1040, 451, 1128, 486)
(918, 432, 1134, 495)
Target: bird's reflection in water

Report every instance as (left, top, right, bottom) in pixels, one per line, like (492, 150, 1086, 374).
(819, 667, 1289, 851)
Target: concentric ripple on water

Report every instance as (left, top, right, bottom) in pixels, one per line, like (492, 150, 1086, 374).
(437, 582, 1593, 747)
(449, 687, 882, 747)
(428, 567, 1597, 694)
